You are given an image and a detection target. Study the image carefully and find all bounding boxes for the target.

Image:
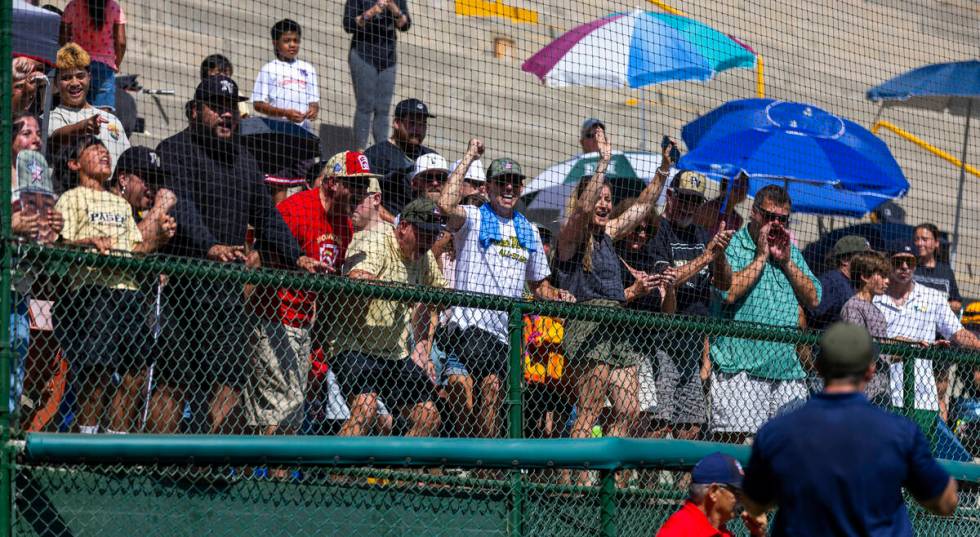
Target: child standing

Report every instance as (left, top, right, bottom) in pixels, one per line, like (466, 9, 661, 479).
(60, 0, 127, 112)
(840, 251, 892, 404)
(53, 135, 150, 434)
(251, 19, 320, 132)
(251, 19, 320, 203)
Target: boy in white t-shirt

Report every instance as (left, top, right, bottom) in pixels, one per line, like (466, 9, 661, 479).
(437, 139, 573, 438)
(251, 18, 320, 132)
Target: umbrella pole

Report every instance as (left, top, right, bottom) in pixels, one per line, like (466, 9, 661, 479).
(640, 88, 647, 151)
(951, 99, 973, 266)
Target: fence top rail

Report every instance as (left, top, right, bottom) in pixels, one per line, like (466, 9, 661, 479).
(17, 242, 980, 365)
(19, 434, 980, 482)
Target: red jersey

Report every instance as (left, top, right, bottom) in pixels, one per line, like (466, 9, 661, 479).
(656, 501, 734, 537)
(271, 188, 352, 327)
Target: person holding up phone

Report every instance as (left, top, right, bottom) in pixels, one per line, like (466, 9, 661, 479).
(556, 125, 671, 455)
(709, 185, 821, 443)
(643, 168, 734, 441)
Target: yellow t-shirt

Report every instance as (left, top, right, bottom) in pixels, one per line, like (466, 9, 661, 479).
(55, 187, 143, 290)
(340, 225, 447, 360)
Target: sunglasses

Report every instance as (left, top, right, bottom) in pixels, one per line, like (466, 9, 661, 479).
(755, 206, 790, 225)
(491, 176, 523, 188)
(629, 225, 653, 236)
(891, 256, 917, 269)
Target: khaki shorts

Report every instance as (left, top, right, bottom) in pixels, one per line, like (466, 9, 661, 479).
(562, 299, 639, 369)
(244, 320, 312, 430)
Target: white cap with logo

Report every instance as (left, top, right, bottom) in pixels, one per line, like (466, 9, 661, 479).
(410, 153, 449, 181)
(451, 158, 486, 184)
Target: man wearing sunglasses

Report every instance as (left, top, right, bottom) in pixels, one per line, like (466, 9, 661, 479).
(437, 139, 572, 438)
(709, 185, 821, 442)
(657, 452, 767, 537)
(336, 197, 448, 437)
(643, 170, 734, 441)
(873, 240, 980, 436)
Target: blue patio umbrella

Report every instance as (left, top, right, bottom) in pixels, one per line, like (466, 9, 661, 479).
(677, 99, 908, 216)
(868, 60, 980, 257)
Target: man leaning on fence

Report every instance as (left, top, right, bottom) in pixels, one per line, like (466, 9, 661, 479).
(244, 151, 372, 436)
(709, 185, 821, 441)
(873, 240, 980, 437)
(437, 139, 571, 438)
(335, 197, 447, 437)
(150, 75, 326, 434)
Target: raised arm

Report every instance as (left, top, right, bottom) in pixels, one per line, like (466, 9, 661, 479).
(557, 128, 611, 262)
(724, 223, 771, 305)
(438, 138, 484, 232)
(606, 137, 675, 240)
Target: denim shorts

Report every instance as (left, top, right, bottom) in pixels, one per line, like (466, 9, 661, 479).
(88, 61, 117, 111)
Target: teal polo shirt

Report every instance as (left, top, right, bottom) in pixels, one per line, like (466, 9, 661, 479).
(710, 227, 821, 380)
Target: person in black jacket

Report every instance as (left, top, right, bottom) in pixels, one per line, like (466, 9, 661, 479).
(343, 0, 411, 150)
(150, 75, 326, 434)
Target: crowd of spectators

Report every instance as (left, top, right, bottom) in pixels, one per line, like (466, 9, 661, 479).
(7, 8, 980, 470)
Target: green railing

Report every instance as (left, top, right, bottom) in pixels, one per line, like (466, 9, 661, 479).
(11, 434, 980, 537)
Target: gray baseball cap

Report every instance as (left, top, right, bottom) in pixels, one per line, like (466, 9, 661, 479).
(818, 323, 877, 378)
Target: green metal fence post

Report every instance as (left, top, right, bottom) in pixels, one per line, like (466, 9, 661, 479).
(507, 303, 525, 537)
(599, 469, 617, 537)
(0, 0, 16, 535)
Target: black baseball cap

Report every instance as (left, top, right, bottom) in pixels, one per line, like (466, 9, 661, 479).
(889, 239, 916, 257)
(193, 75, 248, 104)
(394, 98, 435, 119)
(115, 146, 168, 186)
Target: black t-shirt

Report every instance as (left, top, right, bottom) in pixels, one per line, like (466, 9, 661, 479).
(342, 0, 412, 72)
(363, 140, 433, 215)
(643, 217, 713, 317)
(913, 261, 961, 303)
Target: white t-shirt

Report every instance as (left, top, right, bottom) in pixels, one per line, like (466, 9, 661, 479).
(873, 283, 963, 410)
(251, 58, 320, 131)
(47, 105, 130, 173)
(449, 204, 550, 341)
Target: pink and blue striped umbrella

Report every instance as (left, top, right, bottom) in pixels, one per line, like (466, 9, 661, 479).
(522, 9, 756, 88)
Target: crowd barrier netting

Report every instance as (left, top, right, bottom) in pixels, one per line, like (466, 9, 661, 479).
(3, 0, 980, 533)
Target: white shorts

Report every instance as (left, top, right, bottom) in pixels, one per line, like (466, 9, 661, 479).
(709, 371, 807, 434)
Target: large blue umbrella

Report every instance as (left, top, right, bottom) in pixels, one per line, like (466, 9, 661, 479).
(868, 60, 980, 258)
(677, 99, 908, 216)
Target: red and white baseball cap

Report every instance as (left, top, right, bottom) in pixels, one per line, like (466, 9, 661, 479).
(324, 151, 382, 179)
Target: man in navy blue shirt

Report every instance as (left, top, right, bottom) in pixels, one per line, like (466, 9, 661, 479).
(742, 323, 958, 535)
(807, 235, 870, 330)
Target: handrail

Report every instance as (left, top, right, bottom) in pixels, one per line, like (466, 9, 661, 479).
(872, 120, 980, 179)
(21, 434, 980, 483)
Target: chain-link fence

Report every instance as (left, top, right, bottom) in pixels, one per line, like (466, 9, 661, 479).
(12, 435, 980, 537)
(4, 0, 980, 533)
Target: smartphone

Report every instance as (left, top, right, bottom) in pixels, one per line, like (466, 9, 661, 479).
(653, 260, 672, 274)
(661, 135, 681, 163)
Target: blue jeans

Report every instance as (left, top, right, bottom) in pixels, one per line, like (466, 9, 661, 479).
(10, 298, 30, 415)
(88, 61, 117, 111)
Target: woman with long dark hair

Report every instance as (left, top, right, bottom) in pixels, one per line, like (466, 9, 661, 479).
(60, 0, 127, 111)
(556, 126, 672, 449)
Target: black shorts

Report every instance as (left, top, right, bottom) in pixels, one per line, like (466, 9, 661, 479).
(438, 325, 510, 380)
(157, 280, 251, 390)
(53, 285, 151, 381)
(331, 351, 437, 410)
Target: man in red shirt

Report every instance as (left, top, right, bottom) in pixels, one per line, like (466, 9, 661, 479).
(656, 453, 766, 537)
(244, 150, 378, 436)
